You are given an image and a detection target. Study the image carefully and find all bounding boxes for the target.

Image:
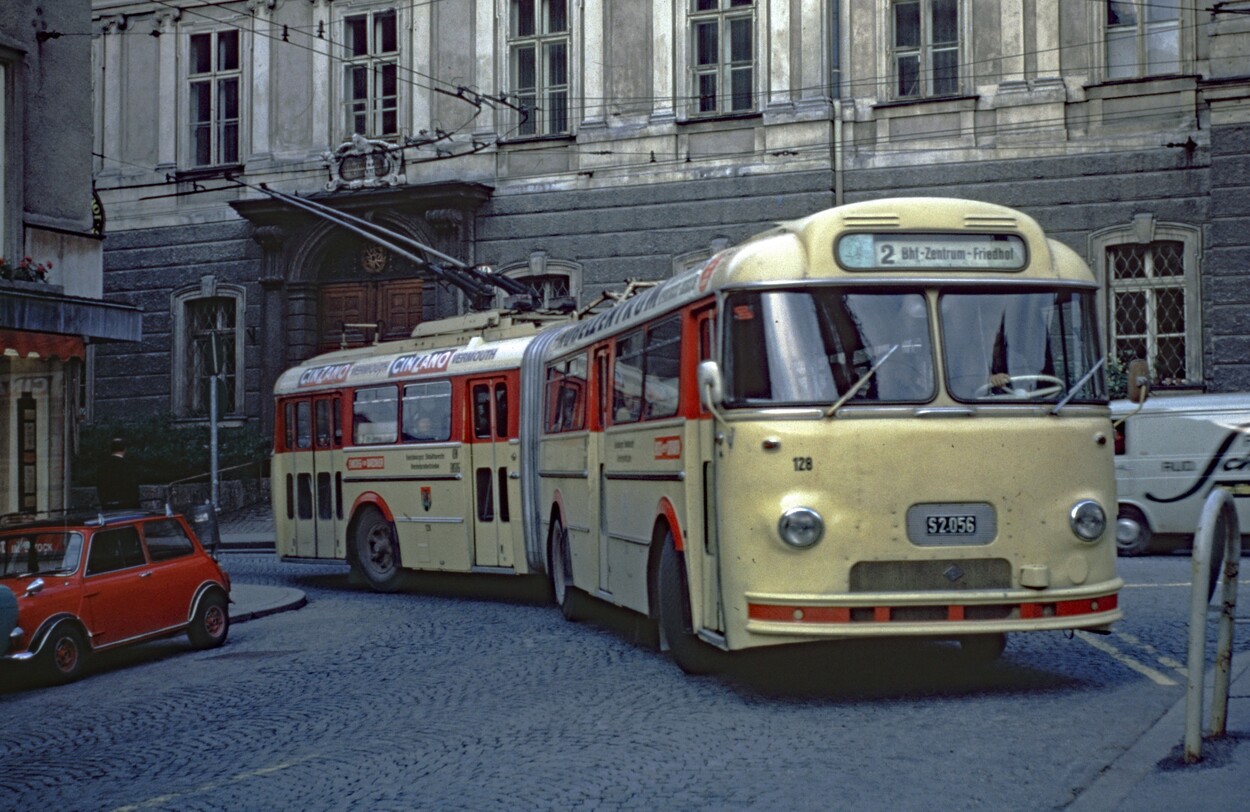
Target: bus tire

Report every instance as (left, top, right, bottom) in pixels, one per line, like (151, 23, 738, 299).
(40, 623, 88, 684)
(1115, 505, 1154, 557)
(958, 633, 1007, 665)
(549, 517, 584, 622)
(188, 590, 230, 650)
(354, 506, 403, 593)
(658, 536, 719, 675)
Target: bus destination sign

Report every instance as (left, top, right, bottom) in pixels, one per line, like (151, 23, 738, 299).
(836, 233, 1027, 271)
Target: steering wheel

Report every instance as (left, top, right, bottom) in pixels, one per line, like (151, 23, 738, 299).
(974, 374, 1066, 398)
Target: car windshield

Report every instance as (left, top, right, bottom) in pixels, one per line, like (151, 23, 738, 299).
(0, 531, 84, 578)
(724, 289, 935, 406)
(940, 289, 1106, 403)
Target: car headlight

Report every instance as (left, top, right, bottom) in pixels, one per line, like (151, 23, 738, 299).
(779, 507, 824, 548)
(1070, 500, 1107, 542)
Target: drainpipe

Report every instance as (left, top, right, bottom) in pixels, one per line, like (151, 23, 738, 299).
(832, 0, 845, 207)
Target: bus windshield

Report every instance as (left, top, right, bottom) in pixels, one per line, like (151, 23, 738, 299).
(941, 289, 1106, 403)
(725, 289, 936, 405)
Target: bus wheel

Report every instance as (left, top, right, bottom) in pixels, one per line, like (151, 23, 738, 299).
(549, 517, 584, 621)
(355, 507, 403, 593)
(1115, 506, 1154, 557)
(658, 536, 719, 675)
(958, 633, 1007, 665)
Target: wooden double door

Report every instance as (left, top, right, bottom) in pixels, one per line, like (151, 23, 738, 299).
(318, 279, 424, 352)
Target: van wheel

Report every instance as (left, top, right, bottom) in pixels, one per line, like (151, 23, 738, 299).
(355, 506, 403, 592)
(1116, 506, 1154, 556)
(658, 535, 720, 675)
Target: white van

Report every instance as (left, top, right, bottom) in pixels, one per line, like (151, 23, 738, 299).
(1111, 392, 1250, 555)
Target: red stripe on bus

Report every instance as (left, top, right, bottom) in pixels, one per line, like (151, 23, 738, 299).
(747, 593, 1118, 624)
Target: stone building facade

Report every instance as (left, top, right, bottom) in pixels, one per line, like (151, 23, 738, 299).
(1, 1, 139, 515)
(88, 1, 1250, 439)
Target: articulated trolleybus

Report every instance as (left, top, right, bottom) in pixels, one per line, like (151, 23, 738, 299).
(273, 197, 1122, 672)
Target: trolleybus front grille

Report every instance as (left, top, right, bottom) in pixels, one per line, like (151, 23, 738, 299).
(849, 558, 1012, 592)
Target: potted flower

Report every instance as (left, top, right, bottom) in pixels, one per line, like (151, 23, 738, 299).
(0, 256, 53, 283)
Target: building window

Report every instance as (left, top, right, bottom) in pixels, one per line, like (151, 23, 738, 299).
(496, 251, 580, 310)
(172, 280, 244, 419)
(892, 0, 959, 98)
(690, 0, 755, 116)
(343, 9, 399, 140)
(510, 0, 570, 136)
(1096, 220, 1201, 388)
(188, 30, 240, 167)
(1106, 1, 1180, 80)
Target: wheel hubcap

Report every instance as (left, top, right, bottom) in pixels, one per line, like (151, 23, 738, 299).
(54, 638, 78, 673)
(204, 605, 226, 638)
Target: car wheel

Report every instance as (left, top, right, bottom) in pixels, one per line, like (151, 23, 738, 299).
(1115, 505, 1154, 557)
(188, 591, 230, 650)
(548, 517, 584, 622)
(41, 624, 88, 684)
(355, 506, 403, 593)
(658, 534, 720, 675)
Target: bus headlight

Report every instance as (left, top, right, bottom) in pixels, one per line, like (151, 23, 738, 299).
(1069, 500, 1107, 542)
(779, 507, 824, 549)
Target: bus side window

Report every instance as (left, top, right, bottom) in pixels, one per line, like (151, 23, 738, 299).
(296, 401, 312, 449)
(473, 384, 492, 438)
(495, 382, 509, 439)
(614, 331, 644, 424)
(283, 402, 297, 450)
(315, 399, 332, 448)
(644, 316, 681, 419)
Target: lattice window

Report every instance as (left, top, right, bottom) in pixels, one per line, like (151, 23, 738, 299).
(172, 280, 244, 419)
(1107, 239, 1192, 385)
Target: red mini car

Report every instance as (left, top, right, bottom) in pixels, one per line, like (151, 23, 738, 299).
(0, 511, 231, 684)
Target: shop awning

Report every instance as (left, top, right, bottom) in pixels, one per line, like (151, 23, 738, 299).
(0, 329, 85, 360)
(0, 286, 141, 344)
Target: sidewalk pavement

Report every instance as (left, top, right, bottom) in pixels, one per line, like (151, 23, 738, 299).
(1069, 648, 1250, 811)
(213, 502, 1249, 808)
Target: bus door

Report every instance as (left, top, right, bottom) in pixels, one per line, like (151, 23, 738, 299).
(311, 395, 343, 558)
(468, 378, 512, 568)
(286, 399, 317, 557)
(694, 307, 724, 632)
(594, 347, 611, 593)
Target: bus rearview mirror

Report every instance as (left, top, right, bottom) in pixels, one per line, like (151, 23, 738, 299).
(697, 361, 724, 408)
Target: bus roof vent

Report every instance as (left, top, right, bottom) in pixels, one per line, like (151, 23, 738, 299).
(964, 215, 1018, 231)
(843, 214, 902, 229)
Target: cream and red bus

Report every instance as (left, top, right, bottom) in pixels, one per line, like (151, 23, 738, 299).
(272, 197, 1122, 672)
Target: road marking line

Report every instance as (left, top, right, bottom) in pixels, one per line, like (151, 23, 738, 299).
(1075, 631, 1178, 686)
(1112, 631, 1188, 678)
(111, 757, 313, 811)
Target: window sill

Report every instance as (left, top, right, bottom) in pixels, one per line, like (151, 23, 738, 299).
(1085, 73, 1198, 91)
(676, 111, 763, 127)
(173, 164, 245, 183)
(872, 94, 978, 111)
(497, 133, 576, 148)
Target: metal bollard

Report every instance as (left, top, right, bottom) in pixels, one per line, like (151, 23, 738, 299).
(1183, 488, 1241, 764)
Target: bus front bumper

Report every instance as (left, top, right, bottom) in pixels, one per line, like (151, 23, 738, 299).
(741, 578, 1124, 640)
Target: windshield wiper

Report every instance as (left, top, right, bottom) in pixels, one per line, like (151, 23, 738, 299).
(825, 344, 900, 417)
(1050, 356, 1107, 415)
